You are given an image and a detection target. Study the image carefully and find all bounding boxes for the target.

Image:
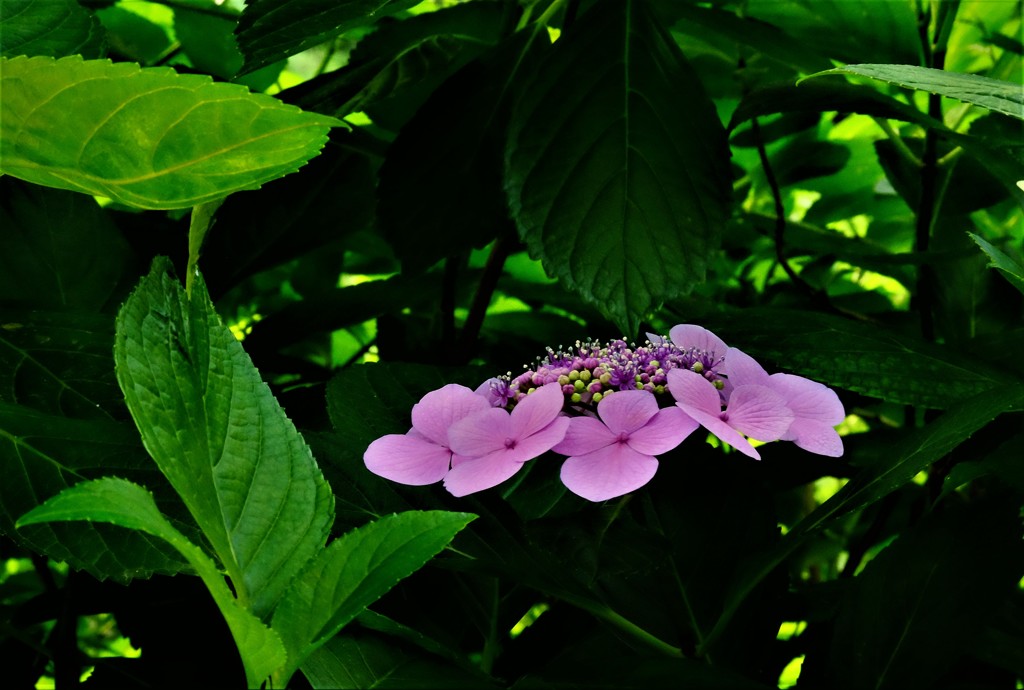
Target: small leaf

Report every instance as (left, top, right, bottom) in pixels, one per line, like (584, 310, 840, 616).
(805, 64, 1024, 121)
(114, 258, 335, 618)
(506, 0, 731, 334)
(0, 0, 104, 59)
(237, 0, 422, 74)
(271, 511, 475, 684)
(969, 232, 1024, 295)
(0, 56, 340, 209)
(17, 477, 287, 687)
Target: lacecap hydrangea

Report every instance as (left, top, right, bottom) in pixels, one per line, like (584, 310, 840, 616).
(363, 325, 845, 502)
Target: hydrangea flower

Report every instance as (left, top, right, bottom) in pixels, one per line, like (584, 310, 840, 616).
(723, 348, 846, 457)
(667, 368, 794, 460)
(443, 382, 570, 497)
(363, 384, 492, 485)
(552, 389, 698, 501)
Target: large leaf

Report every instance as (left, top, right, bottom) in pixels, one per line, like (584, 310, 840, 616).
(270, 511, 475, 684)
(0, 0, 104, 59)
(826, 499, 1024, 689)
(113, 258, 334, 618)
(969, 232, 1024, 295)
(0, 403, 190, 580)
(807, 64, 1024, 121)
(686, 307, 1011, 409)
(0, 178, 132, 312)
(236, 0, 422, 74)
(505, 0, 731, 334)
(0, 56, 340, 209)
(17, 477, 288, 688)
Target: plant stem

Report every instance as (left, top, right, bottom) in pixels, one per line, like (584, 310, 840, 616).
(457, 229, 515, 361)
(872, 116, 924, 168)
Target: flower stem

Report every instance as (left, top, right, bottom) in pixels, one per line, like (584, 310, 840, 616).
(457, 228, 515, 360)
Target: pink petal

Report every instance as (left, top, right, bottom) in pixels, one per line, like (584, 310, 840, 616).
(668, 324, 728, 356)
(667, 368, 722, 415)
(784, 419, 844, 457)
(646, 332, 666, 345)
(509, 383, 565, 438)
(504, 416, 570, 463)
(626, 406, 699, 455)
(722, 347, 770, 388)
(552, 416, 616, 456)
(443, 452, 526, 496)
(596, 390, 659, 435)
(447, 408, 512, 457)
(674, 403, 761, 460)
(560, 444, 660, 502)
(769, 373, 846, 425)
(725, 384, 794, 442)
(411, 384, 492, 445)
(363, 434, 452, 485)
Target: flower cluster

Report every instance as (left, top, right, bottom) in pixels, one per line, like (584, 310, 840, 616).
(364, 325, 845, 502)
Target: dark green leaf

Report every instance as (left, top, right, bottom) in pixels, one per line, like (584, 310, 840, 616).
(237, 0, 422, 74)
(114, 258, 334, 618)
(301, 628, 498, 690)
(0, 56, 340, 209)
(807, 64, 1024, 120)
(506, 0, 731, 334)
(0, 178, 132, 312)
(687, 306, 1011, 409)
(745, 1, 919, 65)
(0, 403, 189, 580)
(827, 499, 1024, 689)
(0, 0, 104, 59)
(271, 511, 475, 682)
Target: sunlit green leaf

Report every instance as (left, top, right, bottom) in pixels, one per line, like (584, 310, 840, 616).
(506, 0, 731, 334)
(0, 56, 340, 209)
(271, 511, 475, 684)
(114, 258, 334, 618)
(0, 0, 104, 59)
(806, 64, 1024, 120)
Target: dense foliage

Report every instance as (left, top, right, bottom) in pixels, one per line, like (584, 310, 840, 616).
(1, 0, 1022, 688)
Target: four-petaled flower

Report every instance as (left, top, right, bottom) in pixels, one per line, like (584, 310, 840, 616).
(443, 382, 570, 497)
(667, 368, 794, 460)
(553, 390, 698, 501)
(363, 384, 492, 485)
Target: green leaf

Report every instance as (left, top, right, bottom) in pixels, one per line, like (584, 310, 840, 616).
(301, 629, 499, 689)
(114, 257, 335, 618)
(506, 0, 731, 334)
(0, 178, 132, 312)
(0, 0, 104, 59)
(826, 499, 1024, 689)
(0, 56, 340, 210)
(806, 64, 1024, 121)
(969, 232, 1024, 295)
(17, 477, 287, 687)
(688, 307, 1010, 409)
(270, 511, 476, 685)
(744, 0, 919, 65)
(0, 403, 190, 580)
(237, 0, 422, 74)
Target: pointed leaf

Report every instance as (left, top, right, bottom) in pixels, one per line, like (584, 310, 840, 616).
(17, 477, 287, 687)
(0, 0, 104, 59)
(0, 56, 340, 209)
(114, 258, 334, 618)
(271, 511, 475, 683)
(969, 232, 1024, 295)
(506, 0, 731, 333)
(237, 0, 422, 74)
(806, 64, 1024, 120)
